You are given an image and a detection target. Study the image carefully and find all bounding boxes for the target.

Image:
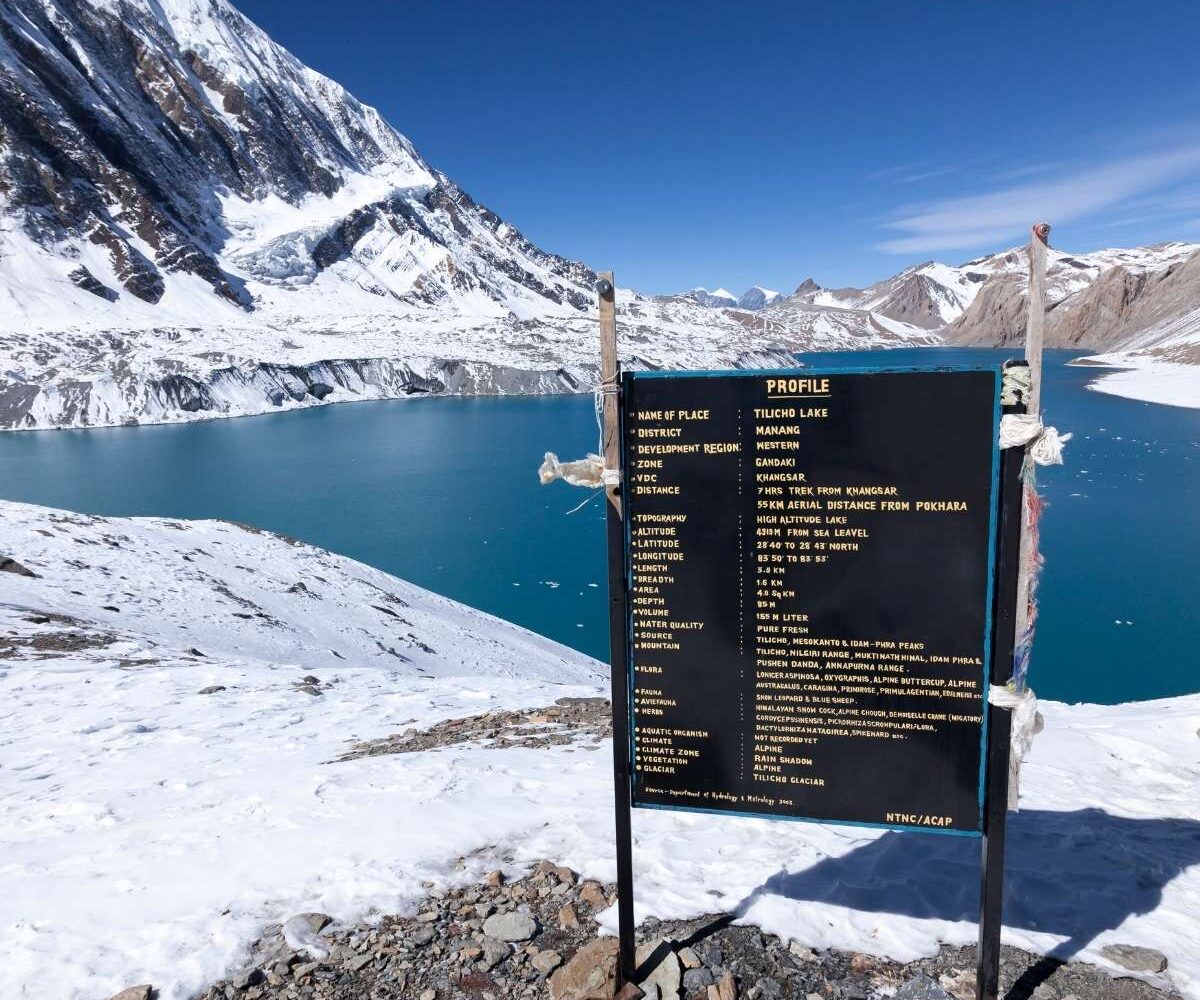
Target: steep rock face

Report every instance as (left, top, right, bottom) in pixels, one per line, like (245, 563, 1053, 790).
(945, 243, 1200, 348)
(948, 244, 1199, 349)
(1071, 250, 1200, 365)
(1049, 265, 1151, 349)
(868, 272, 964, 329)
(946, 274, 1029, 348)
(0, 0, 596, 324)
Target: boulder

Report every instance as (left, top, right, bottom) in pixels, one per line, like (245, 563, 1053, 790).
(550, 937, 621, 1000)
(0, 556, 37, 577)
(482, 909, 538, 942)
(479, 936, 510, 970)
(635, 939, 681, 1000)
(893, 975, 954, 999)
(409, 924, 436, 946)
(533, 949, 564, 974)
(1100, 943, 1169, 974)
(107, 988, 153, 1000)
(707, 972, 736, 1000)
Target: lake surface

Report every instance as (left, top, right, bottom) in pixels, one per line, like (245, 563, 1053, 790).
(0, 348, 1195, 705)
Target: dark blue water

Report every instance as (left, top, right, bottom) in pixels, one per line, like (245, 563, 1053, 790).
(0, 349, 1195, 705)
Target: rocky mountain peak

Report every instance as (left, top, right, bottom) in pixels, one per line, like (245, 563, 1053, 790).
(0, 0, 594, 326)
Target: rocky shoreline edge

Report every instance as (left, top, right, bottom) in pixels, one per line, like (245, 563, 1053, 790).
(106, 859, 1176, 1000)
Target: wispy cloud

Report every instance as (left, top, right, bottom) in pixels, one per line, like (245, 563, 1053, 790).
(875, 142, 1200, 254)
(991, 161, 1064, 182)
(867, 163, 961, 185)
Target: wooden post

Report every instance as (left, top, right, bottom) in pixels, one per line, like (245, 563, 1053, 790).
(976, 361, 1028, 1000)
(1024, 224, 1050, 417)
(1013, 222, 1051, 687)
(978, 224, 1049, 999)
(598, 272, 637, 988)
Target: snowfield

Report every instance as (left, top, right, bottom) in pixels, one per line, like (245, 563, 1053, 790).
(1, 501, 1198, 1000)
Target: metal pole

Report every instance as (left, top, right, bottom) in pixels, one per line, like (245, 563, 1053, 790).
(598, 272, 637, 988)
(976, 360, 1029, 1000)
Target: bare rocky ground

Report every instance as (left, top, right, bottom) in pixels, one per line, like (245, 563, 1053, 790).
(335, 697, 612, 762)
(178, 861, 1176, 1000)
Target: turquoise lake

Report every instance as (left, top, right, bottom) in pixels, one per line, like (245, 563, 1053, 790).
(0, 348, 1195, 705)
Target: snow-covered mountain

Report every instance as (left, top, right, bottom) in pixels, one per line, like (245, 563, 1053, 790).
(0, 0, 596, 322)
(774, 243, 1200, 339)
(736, 285, 782, 310)
(946, 243, 1200, 349)
(680, 285, 781, 310)
(0, 0, 930, 430)
(666, 242, 1200, 400)
(682, 286, 740, 309)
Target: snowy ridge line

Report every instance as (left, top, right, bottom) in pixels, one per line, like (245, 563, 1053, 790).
(1, 499, 1199, 1000)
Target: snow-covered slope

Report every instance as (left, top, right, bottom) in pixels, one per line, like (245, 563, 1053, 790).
(2, 500, 1199, 1000)
(0, 0, 933, 431)
(0, 500, 598, 683)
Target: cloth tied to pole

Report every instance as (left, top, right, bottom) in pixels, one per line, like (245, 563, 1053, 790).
(998, 365, 1071, 465)
(999, 414, 1072, 465)
(538, 378, 623, 492)
(987, 683, 1044, 807)
(538, 452, 621, 488)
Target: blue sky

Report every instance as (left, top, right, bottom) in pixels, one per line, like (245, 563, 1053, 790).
(237, 0, 1200, 294)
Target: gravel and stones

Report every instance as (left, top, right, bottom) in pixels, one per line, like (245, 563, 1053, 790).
(195, 861, 1179, 1000)
(335, 697, 612, 761)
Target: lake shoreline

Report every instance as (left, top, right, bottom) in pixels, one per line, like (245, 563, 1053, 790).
(3, 343, 1196, 434)
(2, 349, 1196, 705)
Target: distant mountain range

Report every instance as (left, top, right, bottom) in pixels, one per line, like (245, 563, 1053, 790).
(0, 0, 1195, 429)
(678, 286, 782, 310)
(675, 241, 1200, 368)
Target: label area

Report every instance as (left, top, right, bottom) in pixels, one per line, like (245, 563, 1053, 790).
(622, 367, 1001, 834)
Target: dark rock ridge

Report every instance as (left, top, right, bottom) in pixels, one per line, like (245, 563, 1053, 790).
(0, 0, 596, 313)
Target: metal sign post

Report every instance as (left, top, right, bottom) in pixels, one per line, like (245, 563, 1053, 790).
(976, 360, 1028, 1000)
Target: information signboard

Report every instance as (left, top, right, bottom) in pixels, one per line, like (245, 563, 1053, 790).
(621, 367, 1002, 834)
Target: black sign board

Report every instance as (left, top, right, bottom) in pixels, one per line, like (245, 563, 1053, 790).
(620, 366, 1002, 835)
